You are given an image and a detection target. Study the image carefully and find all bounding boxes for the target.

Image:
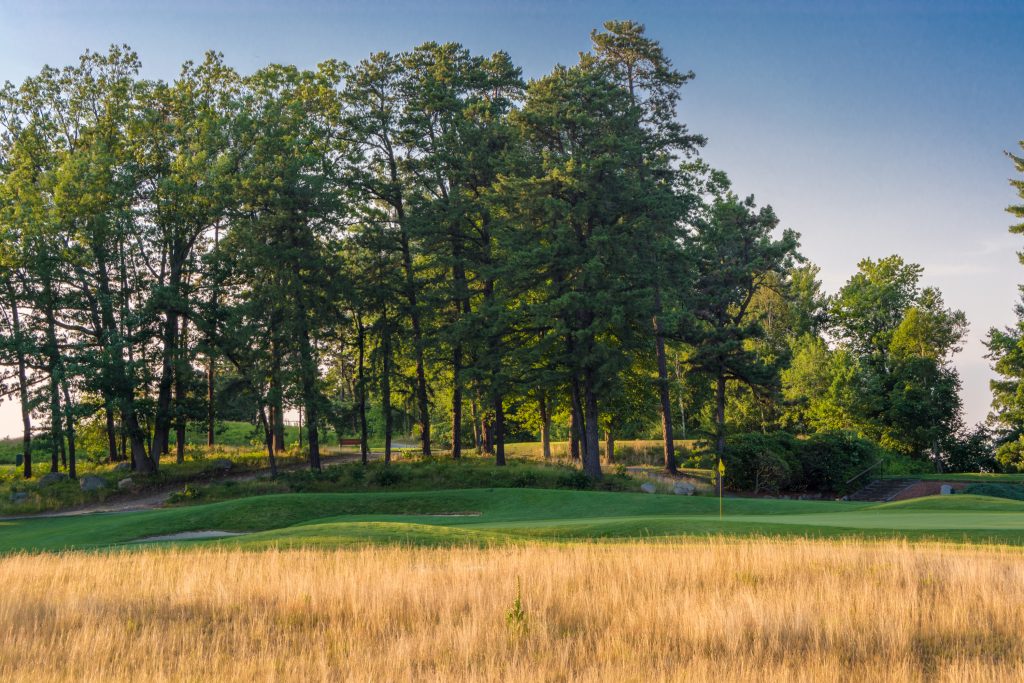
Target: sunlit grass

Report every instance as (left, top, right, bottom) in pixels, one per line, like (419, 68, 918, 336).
(2, 538, 1023, 681)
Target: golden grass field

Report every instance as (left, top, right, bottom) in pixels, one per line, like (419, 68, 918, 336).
(2, 539, 1023, 682)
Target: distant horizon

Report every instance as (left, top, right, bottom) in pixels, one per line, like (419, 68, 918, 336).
(1, 0, 1023, 437)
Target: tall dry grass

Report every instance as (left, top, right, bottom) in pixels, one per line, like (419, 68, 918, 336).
(2, 539, 1023, 681)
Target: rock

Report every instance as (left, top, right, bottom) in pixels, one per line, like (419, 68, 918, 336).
(940, 484, 953, 495)
(79, 475, 107, 492)
(673, 481, 696, 496)
(640, 482, 657, 494)
(117, 477, 135, 491)
(9, 492, 29, 503)
(113, 462, 131, 472)
(210, 458, 233, 472)
(38, 472, 68, 487)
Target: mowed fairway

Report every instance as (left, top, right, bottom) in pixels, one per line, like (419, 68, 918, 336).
(3, 539, 1024, 682)
(4, 490, 1024, 552)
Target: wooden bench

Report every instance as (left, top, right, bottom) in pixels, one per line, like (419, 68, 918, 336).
(338, 438, 362, 447)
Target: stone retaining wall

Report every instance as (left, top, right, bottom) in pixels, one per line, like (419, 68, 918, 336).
(889, 480, 969, 501)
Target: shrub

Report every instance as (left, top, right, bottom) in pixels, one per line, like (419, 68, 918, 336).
(797, 432, 882, 495)
(369, 465, 403, 487)
(556, 470, 592, 490)
(723, 433, 797, 494)
(722, 431, 888, 495)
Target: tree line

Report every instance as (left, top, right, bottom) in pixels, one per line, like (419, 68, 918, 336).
(0, 21, 976, 482)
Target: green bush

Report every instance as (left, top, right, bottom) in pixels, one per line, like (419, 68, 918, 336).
(555, 470, 592, 490)
(723, 433, 797, 494)
(797, 432, 883, 495)
(722, 431, 888, 495)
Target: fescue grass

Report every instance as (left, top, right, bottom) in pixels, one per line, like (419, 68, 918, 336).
(3, 539, 1024, 681)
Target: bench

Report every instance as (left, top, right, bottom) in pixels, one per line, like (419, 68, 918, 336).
(338, 438, 362, 447)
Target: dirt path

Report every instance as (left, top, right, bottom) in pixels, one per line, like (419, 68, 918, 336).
(1, 452, 382, 521)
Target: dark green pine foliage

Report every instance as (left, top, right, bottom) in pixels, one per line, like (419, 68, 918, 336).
(398, 43, 524, 463)
(221, 63, 348, 471)
(587, 19, 706, 473)
(686, 194, 801, 457)
(508, 61, 659, 479)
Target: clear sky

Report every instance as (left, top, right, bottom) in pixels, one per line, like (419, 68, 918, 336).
(1, 0, 1022, 436)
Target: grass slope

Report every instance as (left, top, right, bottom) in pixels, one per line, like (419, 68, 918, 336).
(3, 489, 1024, 553)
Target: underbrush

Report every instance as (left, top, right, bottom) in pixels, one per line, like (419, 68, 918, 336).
(167, 456, 636, 506)
(0, 448, 305, 515)
(503, 439, 701, 466)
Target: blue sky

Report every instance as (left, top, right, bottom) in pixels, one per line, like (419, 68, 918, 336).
(1, 0, 1022, 434)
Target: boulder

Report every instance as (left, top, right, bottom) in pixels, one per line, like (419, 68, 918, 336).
(117, 477, 135, 491)
(673, 481, 696, 496)
(9, 492, 29, 503)
(640, 482, 657, 494)
(113, 462, 131, 472)
(79, 475, 107, 492)
(940, 484, 953, 495)
(38, 472, 68, 487)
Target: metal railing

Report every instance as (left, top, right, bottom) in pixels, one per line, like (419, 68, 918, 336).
(845, 459, 885, 487)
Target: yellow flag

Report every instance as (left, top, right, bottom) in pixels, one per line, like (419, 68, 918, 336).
(718, 459, 725, 476)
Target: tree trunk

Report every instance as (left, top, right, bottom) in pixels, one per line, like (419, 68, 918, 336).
(152, 284, 179, 459)
(392, 180, 430, 457)
(581, 376, 602, 479)
(382, 307, 393, 464)
(175, 316, 189, 464)
(569, 409, 580, 461)
(715, 371, 727, 458)
(61, 378, 77, 480)
(494, 395, 506, 467)
(714, 370, 727, 499)
(206, 354, 215, 447)
(6, 280, 32, 478)
(126, 411, 155, 475)
(482, 417, 494, 456)
(48, 374, 61, 473)
(105, 403, 118, 463)
(451, 344, 463, 459)
(207, 224, 219, 448)
(270, 339, 285, 453)
(356, 315, 369, 465)
(679, 400, 686, 440)
(470, 398, 481, 454)
(653, 288, 675, 473)
(605, 429, 614, 464)
(449, 251, 469, 459)
(539, 394, 551, 460)
(41, 278, 64, 473)
(570, 380, 586, 463)
(258, 405, 278, 477)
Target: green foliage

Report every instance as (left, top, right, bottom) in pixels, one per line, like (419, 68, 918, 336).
(722, 433, 797, 494)
(169, 457, 635, 506)
(994, 436, 1024, 472)
(505, 577, 528, 637)
(722, 431, 885, 496)
(962, 483, 1024, 501)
